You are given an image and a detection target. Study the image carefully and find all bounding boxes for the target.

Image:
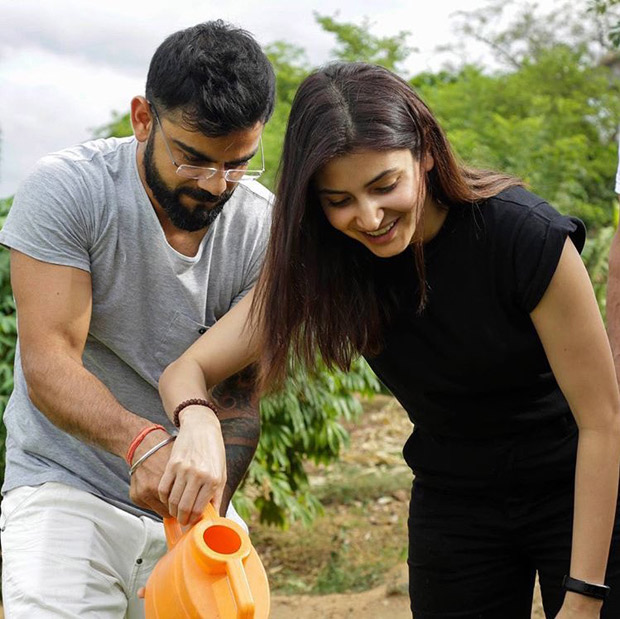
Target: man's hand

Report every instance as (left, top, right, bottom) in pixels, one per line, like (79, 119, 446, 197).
(158, 406, 227, 525)
(129, 430, 176, 518)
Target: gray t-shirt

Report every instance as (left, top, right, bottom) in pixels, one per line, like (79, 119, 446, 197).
(0, 136, 272, 517)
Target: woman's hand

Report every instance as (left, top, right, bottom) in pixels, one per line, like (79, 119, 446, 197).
(554, 592, 603, 618)
(157, 405, 227, 525)
(555, 611, 599, 619)
(555, 607, 600, 619)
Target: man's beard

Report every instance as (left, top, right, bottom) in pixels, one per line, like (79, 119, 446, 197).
(143, 132, 235, 232)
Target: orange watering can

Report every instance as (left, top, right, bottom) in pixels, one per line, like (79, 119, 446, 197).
(144, 503, 270, 618)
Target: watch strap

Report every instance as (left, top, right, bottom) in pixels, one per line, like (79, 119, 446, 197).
(562, 575, 610, 601)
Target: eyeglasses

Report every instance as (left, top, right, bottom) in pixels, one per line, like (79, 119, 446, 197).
(149, 103, 265, 183)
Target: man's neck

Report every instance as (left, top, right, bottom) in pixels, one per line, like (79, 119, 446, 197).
(135, 141, 209, 257)
(158, 220, 209, 258)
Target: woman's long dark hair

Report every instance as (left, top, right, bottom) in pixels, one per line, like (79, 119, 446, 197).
(252, 62, 521, 390)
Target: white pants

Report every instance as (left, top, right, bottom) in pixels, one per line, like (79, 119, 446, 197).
(0, 482, 245, 618)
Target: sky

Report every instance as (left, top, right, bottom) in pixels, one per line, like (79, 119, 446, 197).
(0, 0, 560, 198)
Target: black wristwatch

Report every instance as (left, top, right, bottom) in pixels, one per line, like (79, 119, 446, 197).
(562, 575, 611, 601)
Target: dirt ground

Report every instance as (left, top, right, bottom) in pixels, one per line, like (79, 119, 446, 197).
(259, 395, 546, 618)
(270, 577, 544, 618)
(270, 564, 412, 618)
(0, 585, 543, 619)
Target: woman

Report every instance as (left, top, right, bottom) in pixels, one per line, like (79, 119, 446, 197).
(158, 63, 620, 618)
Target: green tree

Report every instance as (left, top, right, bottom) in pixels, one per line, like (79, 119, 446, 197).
(260, 41, 311, 191)
(583, 225, 616, 318)
(453, 0, 618, 66)
(588, 0, 620, 47)
(418, 2, 620, 228)
(94, 110, 133, 139)
(315, 12, 413, 73)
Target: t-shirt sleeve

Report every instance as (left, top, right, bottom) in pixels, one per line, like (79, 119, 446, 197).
(229, 245, 266, 307)
(228, 188, 272, 308)
(0, 156, 93, 272)
(513, 201, 586, 312)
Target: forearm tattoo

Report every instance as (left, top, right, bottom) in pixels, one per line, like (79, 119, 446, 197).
(211, 364, 261, 510)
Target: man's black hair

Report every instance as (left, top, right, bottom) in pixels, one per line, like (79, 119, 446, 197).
(145, 20, 276, 136)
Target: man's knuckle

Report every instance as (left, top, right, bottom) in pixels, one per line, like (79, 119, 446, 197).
(198, 472, 215, 485)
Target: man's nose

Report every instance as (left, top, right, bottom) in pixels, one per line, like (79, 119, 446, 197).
(197, 169, 228, 195)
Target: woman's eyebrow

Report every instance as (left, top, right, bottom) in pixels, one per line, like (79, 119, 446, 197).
(364, 168, 397, 187)
(317, 187, 347, 195)
(318, 168, 398, 194)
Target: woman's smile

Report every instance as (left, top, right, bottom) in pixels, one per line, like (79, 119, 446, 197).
(360, 218, 400, 243)
(316, 149, 441, 257)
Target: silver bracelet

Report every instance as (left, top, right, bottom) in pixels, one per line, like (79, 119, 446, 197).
(129, 434, 177, 476)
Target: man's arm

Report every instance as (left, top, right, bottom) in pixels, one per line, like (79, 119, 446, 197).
(210, 364, 261, 512)
(11, 249, 173, 516)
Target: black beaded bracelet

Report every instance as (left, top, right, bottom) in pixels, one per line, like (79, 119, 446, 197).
(172, 398, 219, 428)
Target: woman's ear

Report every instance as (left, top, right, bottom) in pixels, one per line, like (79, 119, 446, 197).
(422, 152, 435, 173)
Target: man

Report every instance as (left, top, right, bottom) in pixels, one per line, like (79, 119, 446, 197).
(0, 20, 275, 617)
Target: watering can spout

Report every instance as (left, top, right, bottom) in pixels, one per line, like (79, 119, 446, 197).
(144, 503, 270, 618)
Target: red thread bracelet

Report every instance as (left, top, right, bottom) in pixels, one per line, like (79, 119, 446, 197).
(126, 424, 167, 466)
(172, 398, 219, 428)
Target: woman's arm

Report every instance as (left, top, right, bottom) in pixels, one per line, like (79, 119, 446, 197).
(159, 288, 259, 409)
(157, 289, 261, 524)
(531, 238, 620, 618)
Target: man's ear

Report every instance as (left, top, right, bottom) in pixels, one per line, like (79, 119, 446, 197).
(130, 96, 154, 143)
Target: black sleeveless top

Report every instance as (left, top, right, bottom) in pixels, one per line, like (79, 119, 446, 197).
(366, 186, 586, 490)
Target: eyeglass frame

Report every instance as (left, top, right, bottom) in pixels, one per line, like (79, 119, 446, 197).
(148, 102, 265, 183)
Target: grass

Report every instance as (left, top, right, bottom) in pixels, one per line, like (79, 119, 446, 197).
(314, 464, 413, 505)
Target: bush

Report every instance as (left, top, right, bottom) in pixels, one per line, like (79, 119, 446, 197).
(235, 357, 381, 526)
(0, 197, 16, 484)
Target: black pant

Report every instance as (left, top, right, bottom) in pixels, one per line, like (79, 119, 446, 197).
(408, 479, 620, 618)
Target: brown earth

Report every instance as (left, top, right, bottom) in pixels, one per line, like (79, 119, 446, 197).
(270, 565, 412, 618)
(259, 395, 545, 619)
(270, 573, 544, 619)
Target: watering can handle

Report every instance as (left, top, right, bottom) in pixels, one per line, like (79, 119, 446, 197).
(227, 557, 255, 619)
(163, 503, 220, 549)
